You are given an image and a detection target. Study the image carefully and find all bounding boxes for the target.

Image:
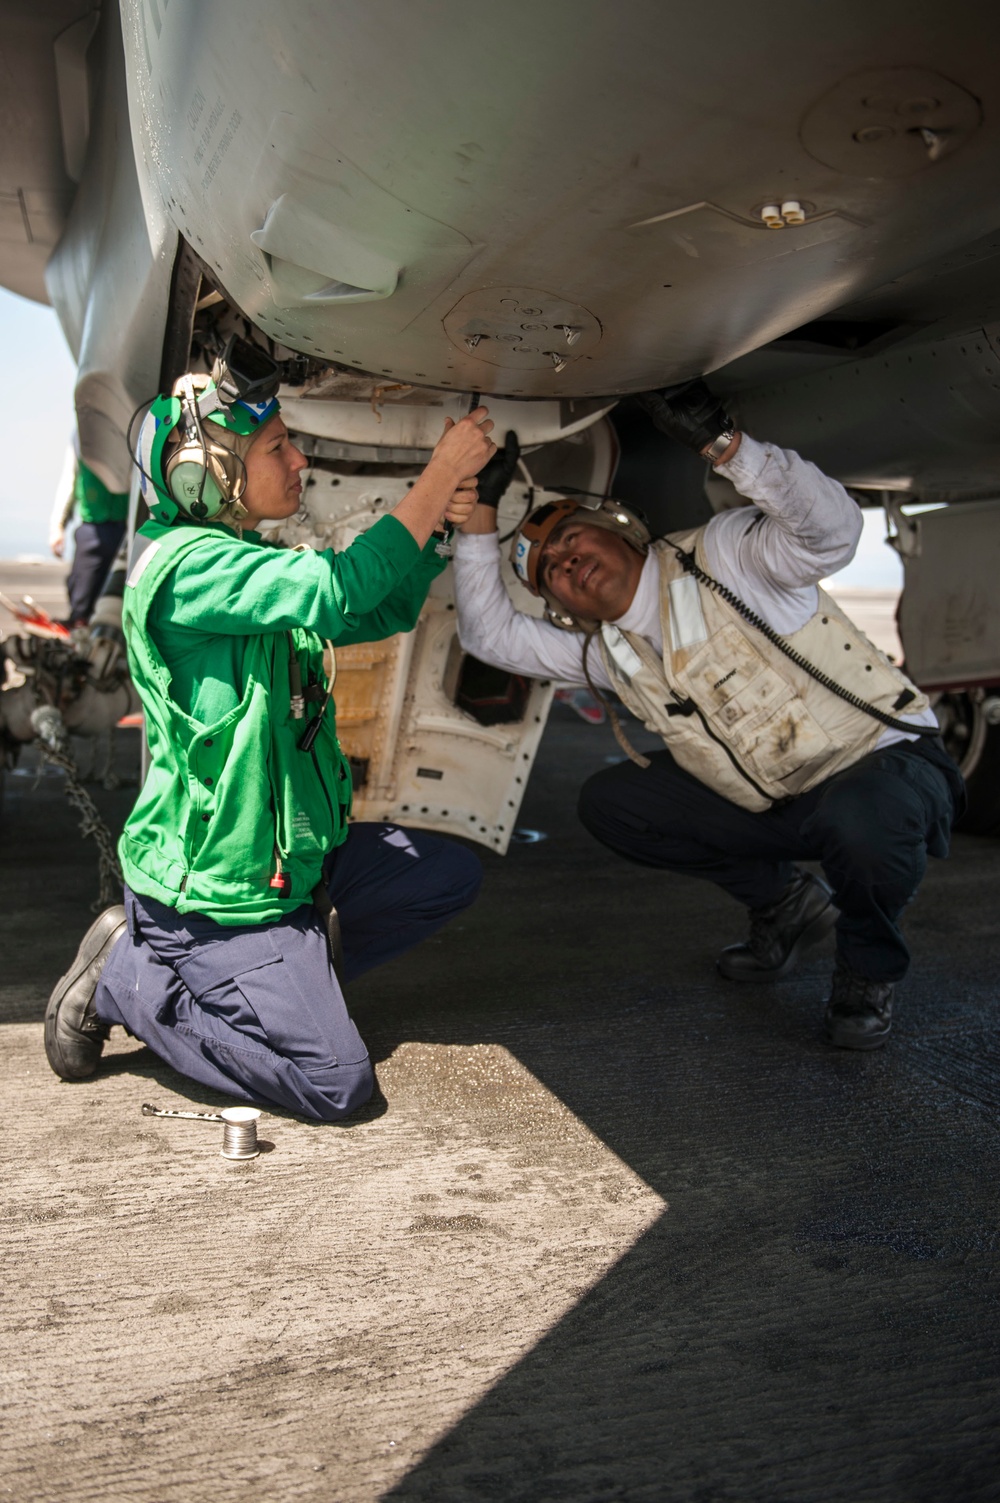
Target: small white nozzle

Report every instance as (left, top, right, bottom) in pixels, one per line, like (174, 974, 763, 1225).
(761, 204, 784, 229)
(781, 200, 806, 225)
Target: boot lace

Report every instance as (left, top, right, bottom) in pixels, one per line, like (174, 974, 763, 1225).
(831, 961, 891, 1015)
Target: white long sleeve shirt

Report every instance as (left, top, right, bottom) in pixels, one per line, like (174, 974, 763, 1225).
(48, 436, 79, 546)
(453, 435, 937, 748)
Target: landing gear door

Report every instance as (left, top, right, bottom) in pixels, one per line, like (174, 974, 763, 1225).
(269, 469, 559, 855)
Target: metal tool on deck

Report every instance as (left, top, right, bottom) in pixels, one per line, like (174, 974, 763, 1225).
(141, 1101, 262, 1159)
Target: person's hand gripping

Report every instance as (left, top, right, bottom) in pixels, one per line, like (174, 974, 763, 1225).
(636, 379, 736, 457)
(432, 407, 496, 528)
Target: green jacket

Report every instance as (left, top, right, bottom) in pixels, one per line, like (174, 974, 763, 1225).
(120, 514, 447, 925)
(74, 460, 129, 525)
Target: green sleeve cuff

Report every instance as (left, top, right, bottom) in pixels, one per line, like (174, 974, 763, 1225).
(421, 534, 451, 574)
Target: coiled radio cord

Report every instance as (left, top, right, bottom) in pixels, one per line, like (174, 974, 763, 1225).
(669, 544, 938, 739)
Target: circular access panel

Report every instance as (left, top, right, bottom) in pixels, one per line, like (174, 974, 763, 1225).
(800, 68, 982, 177)
(443, 287, 602, 370)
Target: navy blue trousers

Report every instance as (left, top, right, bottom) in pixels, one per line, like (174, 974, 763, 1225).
(577, 738, 964, 983)
(95, 824, 482, 1120)
(66, 520, 125, 624)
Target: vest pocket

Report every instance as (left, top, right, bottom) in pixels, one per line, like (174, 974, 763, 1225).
(682, 624, 837, 788)
(684, 622, 777, 711)
(730, 692, 835, 786)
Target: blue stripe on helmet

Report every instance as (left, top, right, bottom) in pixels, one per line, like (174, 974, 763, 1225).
(233, 395, 279, 425)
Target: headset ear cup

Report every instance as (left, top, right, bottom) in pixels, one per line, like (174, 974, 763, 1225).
(167, 460, 226, 518)
(165, 440, 242, 519)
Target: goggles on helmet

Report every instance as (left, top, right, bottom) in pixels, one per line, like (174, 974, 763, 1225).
(211, 334, 282, 418)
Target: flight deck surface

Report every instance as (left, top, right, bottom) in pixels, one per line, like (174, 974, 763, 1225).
(1, 576, 998, 1503)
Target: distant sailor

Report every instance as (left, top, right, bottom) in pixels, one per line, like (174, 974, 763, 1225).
(44, 340, 496, 1117)
(454, 381, 965, 1049)
(50, 432, 129, 626)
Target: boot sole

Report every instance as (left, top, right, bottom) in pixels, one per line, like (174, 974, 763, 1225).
(717, 901, 837, 983)
(826, 1019, 891, 1051)
(45, 907, 126, 1080)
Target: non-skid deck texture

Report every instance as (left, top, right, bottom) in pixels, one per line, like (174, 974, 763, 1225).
(1, 707, 998, 1503)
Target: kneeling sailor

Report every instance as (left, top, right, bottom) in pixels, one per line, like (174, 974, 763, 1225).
(45, 343, 496, 1117)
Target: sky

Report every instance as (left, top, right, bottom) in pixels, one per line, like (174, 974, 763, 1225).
(0, 287, 78, 558)
(0, 285, 903, 587)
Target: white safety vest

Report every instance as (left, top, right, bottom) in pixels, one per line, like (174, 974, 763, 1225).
(596, 532, 931, 812)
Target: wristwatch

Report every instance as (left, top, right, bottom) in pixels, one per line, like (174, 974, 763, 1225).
(703, 429, 736, 464)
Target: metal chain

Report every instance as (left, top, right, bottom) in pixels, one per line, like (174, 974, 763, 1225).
(36, 738, 124, 910)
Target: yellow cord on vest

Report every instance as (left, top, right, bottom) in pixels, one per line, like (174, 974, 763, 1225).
(581, 632, 651, 770)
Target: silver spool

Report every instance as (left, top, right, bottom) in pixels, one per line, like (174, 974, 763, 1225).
(220, 1106, 261, 1160)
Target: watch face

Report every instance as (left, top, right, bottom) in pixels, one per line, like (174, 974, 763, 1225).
(706, 431, 734, 460)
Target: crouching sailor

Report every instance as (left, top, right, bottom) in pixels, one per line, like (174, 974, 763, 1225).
(45, 342, 495, 1118)
(454, 381, 965, 1050)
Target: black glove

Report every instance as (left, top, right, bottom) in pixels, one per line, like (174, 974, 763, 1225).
(475, 430, 520, 510)
(635, 380, 733, 453)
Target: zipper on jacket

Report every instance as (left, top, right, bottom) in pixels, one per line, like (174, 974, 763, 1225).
(681, 695, 781, 806)
(310, 745, 337, 829)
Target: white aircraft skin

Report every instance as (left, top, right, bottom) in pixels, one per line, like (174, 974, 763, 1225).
(6, 1, 1000, 490)
(114, 0, 1000, 402)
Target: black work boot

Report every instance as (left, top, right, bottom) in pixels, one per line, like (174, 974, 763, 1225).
(45, 905, 126, 1080)
(717, 869, 836, 982)
(824, 959, 894, 1050)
